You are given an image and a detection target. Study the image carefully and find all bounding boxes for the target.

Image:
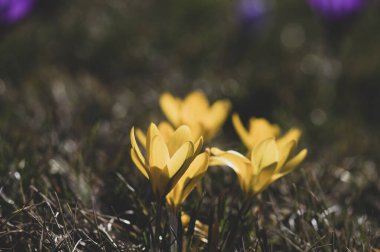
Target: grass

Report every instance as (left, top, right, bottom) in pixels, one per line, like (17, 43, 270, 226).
(1, 0, 380, 250)
(0, 78, 379, 251)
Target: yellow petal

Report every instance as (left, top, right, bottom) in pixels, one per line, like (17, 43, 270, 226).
(248, 118, 280, 148)
(209, 147, 226, 156)
(183, 151, 209, 178)
(279, 148, 307, 175)
(275, 140, 296, 173)
(149, 135, 170, 169)
(251, 138, 279, 174)
(167, 152, 209, 212)
(159, 92, 181, 126)
(158, 121, 175, 143)
(130, 127, 146, 165)
(210, 148, 254, 194)
(167, 125, 192, 156)
(277, 128, 302, 147)
(193, 136, 204, 156)
(135, 128, 147, 149)
(166, 185, 182, 212)
(210, 148, 249, 175)
(203, 100, 231, 139)
(180, 174, 204, 205)
(232, 113, 252, 149)
(188, 123, 204, 142)
(252, 162, 277, 193)
(150, 166, 170, 197)
(180, 152, 209, 199)
(167, 142, 194, 177)
(182, 91, 209, 125)
(130, 149, 149, 179)
(146, 123, 161, 160)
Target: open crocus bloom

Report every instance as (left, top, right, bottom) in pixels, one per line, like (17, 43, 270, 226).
(210, 138, 307, 195)
(130, 123, 207, 199)
(159, 91, 231, 141)
(232, 113, 302, 151)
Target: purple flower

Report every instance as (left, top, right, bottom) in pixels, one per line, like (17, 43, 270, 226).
(0, 0, 36, 24)
(237, 0, 267, 27)
(308, 0, 366, 21)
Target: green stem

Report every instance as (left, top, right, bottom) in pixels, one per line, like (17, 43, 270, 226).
(176, 211, 183, 252)
(154, 199, 163, 252)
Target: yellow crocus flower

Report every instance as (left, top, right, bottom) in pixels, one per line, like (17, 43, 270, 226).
(232, 113, 302, 150)
(135, 121, 199, 146)
(160, 91, 231, 141)
(166, 150, 209, 213)
(210, 138, 307, 196)
(130, 123, 206, 199)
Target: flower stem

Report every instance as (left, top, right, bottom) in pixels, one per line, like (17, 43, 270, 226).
(176, 211, 183, 252)
(153, 199, 163, 251)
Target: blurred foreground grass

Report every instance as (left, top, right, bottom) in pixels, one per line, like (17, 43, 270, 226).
(1, 0, 380, 250)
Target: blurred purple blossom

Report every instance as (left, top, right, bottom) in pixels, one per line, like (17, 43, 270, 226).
(237, 0, 267, 28)
(0, 0, 35, 24)
(308, 0, 366, 21)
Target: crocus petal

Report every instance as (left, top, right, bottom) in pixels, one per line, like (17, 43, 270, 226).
(130, 127, 146, 165)
(149, 135, 170, 169)
(183, 151, 209, 178)
(210, 148, 252, 192)
(150, 166, 170, 197)
(203, 100, 231, 139)
(179, 152, 209, 200)
(159, 93, 182, 127)
(232, 113, 252, 148)
(277, 128, 302, 147)
(210, 148, 250, 175)
(158, 121, 175, 143)
(167, 125, 192, 156)
(167, 152, 209, 212)
(180, 174, 204, 205)
(130, 149, 149, 179)
(275, 140, 296, 173)
(248, 118, 280, 148)
(166, 184, 183, 212)
(251, 138, 279, 174)
(182, 91, 209, 125)
(188, 123, 204, 142)
(278, 148, 308, 175)
(252, 162, 277, 193)
(193, 136, 204, 156)
(146, 123, 161, 160)
(167, 142, 194, 177)
(135, 128, 147, 148)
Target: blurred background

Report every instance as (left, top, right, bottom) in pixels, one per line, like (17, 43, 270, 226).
(0, 0, 379, 249)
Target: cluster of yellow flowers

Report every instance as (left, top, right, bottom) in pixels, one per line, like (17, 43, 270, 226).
(130, 91, 307, 213)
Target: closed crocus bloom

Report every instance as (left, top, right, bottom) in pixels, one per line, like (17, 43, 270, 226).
(232, 113, 302, 150)
(181, 213, 209, 242)
(0, 0, 35, 24)
(210, 138, 307, 195)
(308, 0, 366, 21)
(237, 0, 267, 28)
(166, 150, 209, 213)
(160, 91, 231, 141)
(130, 123, 205, 199)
